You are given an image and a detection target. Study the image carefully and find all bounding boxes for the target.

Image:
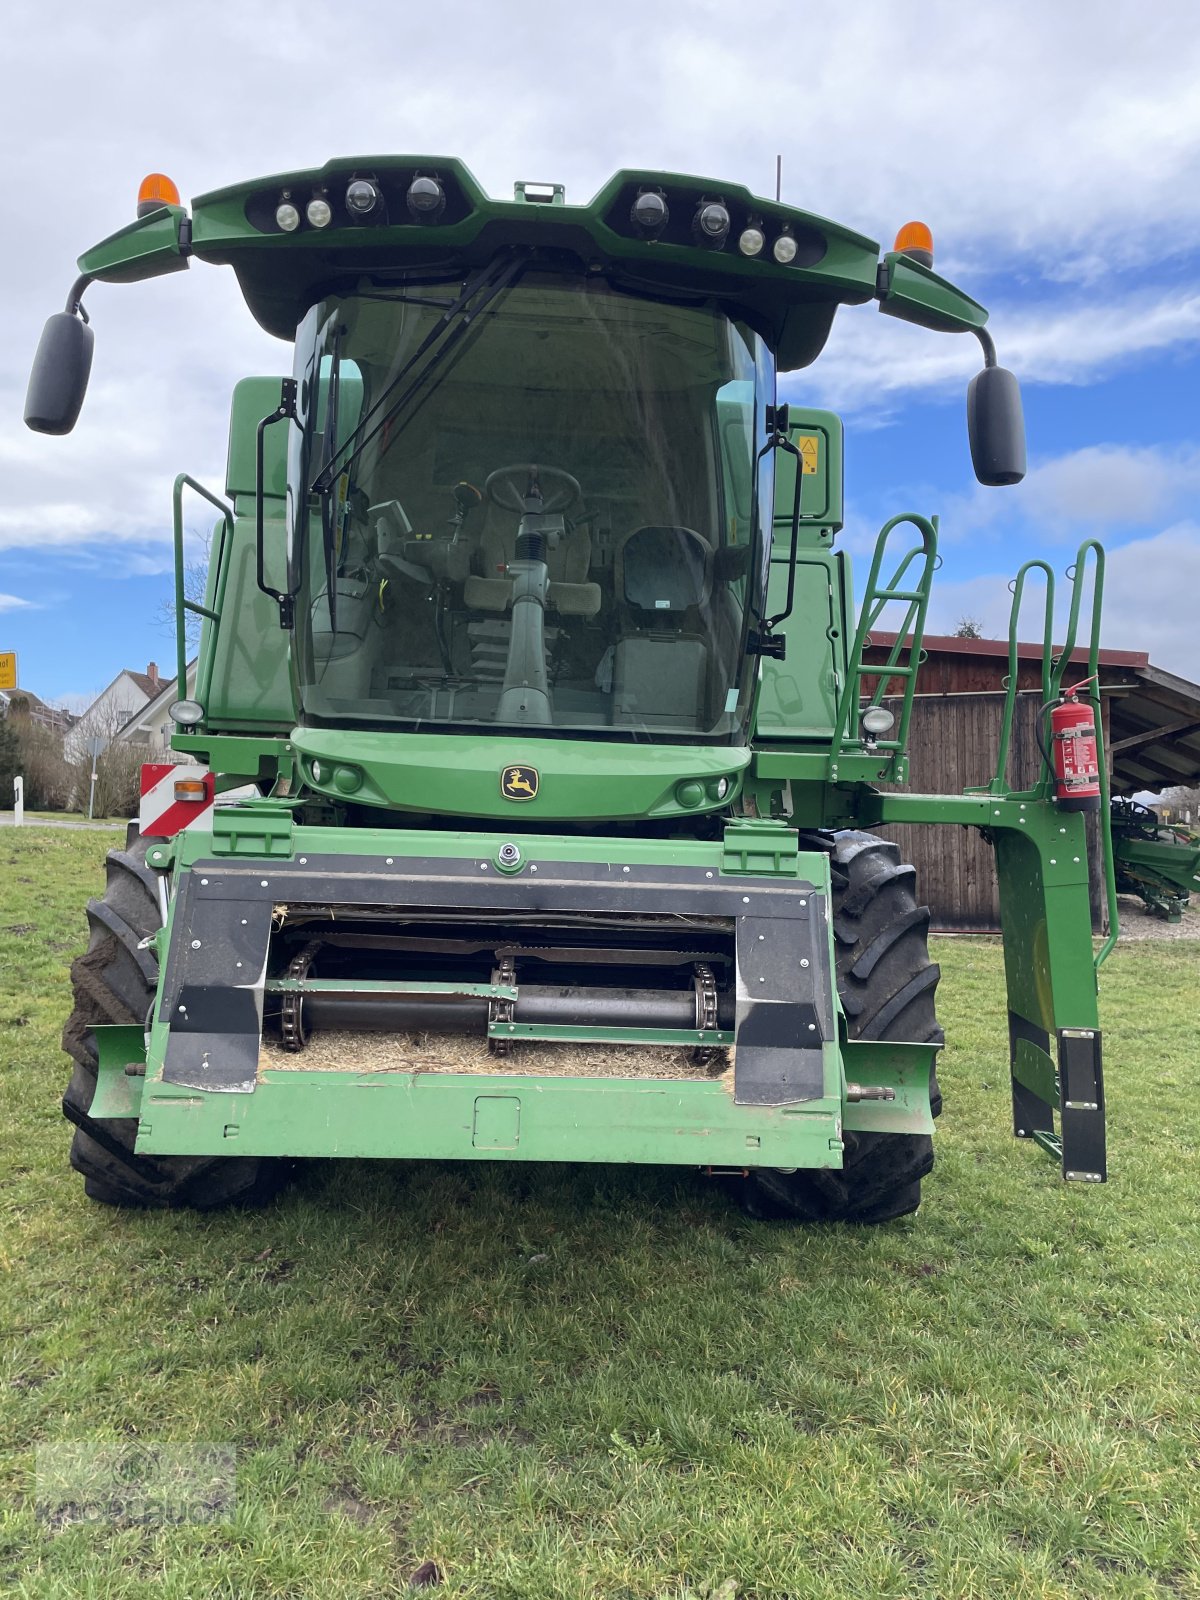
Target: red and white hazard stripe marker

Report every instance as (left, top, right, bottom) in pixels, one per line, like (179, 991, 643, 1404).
(140, 763, 215, 839)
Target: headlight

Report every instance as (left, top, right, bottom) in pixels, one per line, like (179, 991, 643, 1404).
(346, 179, 380, 216)
(306, 196, 332, 229)
(407, 175, 445, 220)
(169, 699, 205, 726)
(275, 201, 300, 233)
(738, 226, 765, 257)
(631, 189, 669, 236)
(861, 705, 896, 737)
(694, 201, 730, 248)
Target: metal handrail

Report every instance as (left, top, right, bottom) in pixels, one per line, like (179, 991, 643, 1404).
(829, 513, 938, 775)
(966, 558, 1055, 796)
(968, 540, 1119, 965)
(1065, 541, 1120, 968)
(173, 474, 235, 717)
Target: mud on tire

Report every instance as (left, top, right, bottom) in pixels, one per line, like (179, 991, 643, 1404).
(61, 827, 284, 1209)
(740, 830, 942, 1225)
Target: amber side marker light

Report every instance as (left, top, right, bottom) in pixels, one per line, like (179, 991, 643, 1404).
(137, 173, 181, 218)
(893, 220, 934, 269)
(174, 779, 208, 803)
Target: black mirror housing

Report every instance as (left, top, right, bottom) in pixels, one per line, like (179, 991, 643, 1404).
(968, 364, 1026, 486)
(25, 313, 94, 435)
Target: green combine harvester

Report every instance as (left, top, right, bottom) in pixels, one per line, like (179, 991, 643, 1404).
(27, 158, 1119, 1220)
(1111, 798, 1200, 922)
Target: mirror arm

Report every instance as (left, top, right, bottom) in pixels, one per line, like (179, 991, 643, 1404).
(974, 326, 997, 368)
(64, 275, 93, 321)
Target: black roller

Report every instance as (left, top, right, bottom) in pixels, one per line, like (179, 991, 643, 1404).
(301, 983, 702, 1036)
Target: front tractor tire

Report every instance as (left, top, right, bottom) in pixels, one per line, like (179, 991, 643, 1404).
(61, 830, 284, 1210)
(740, 831, 943, 1226)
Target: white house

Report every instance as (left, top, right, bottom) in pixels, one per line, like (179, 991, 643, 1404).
(65, 663, 167, 761)
(114, 660, 198, 757)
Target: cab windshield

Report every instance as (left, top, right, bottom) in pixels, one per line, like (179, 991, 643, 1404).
(288, 270, 774, 742)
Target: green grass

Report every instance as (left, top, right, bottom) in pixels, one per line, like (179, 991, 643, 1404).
(1, 812, 124, 824)
(1, 828, 1198, 1599)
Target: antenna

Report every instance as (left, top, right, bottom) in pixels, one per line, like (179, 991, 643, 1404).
(775, 154, 782, 203)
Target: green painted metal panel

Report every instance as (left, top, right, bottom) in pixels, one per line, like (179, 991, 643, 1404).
(771, 410, 844, 536)
(488, 1024, 733, 1046)
(472, 1096, 521, 1149)
(89, 1025, 146, 1119)
(754, 557, 840, 740)
(840, 1039, 936, 1135)
(225, 378, 290, 499)
(171, 818, 829, 881)
(77, 206, 190, 285)
(134, 1071, 844, 1168)
(184, 157, 881, 367)
(289, 729, 750, 823)
(1012, 1037, 1058, 1108)
(878, 253, 989, 334)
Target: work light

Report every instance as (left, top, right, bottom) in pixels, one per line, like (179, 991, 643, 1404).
(631, 189, 669, 237)
(695, 201, 730, 248)
(346, 179, 380, 216)
(772, 229, 798, 264)
(407, 175, 445, 219)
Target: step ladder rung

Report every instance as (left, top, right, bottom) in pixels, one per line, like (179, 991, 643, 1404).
(855, 662, 915, 678)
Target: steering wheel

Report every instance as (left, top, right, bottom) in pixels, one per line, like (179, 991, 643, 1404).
(485, 463, 582, 516)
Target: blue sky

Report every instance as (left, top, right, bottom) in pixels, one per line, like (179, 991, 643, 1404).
(2, 1, 1198, 706)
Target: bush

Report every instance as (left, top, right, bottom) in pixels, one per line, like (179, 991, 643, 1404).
(0, 719, 20, 806)
(6, 713, 75, 810)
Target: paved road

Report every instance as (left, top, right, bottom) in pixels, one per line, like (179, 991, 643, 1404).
(0, 815, 121, 831)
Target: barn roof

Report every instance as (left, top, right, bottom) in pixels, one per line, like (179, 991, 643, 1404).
(865, 634, 1200, 795)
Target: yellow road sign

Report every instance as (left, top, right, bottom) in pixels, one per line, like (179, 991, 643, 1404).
(0, 652, 17, 690)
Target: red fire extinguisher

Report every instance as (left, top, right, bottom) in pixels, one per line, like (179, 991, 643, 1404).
(1045, 681, 1101, 812)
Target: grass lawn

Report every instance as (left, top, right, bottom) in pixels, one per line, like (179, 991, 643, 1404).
(1, 828, 1197, 1599)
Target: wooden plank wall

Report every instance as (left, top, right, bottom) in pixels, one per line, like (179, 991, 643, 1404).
(874, 692, 1105, 931)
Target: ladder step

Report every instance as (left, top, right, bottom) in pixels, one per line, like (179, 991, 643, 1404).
(870, 588, 925, 603)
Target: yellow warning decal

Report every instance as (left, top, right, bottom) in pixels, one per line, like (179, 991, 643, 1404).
(797, 435, 820, 476)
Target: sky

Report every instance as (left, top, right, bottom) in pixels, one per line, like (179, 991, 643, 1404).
(2, 0, 1199, 708)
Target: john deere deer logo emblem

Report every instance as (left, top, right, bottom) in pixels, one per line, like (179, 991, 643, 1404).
(501, 765, 539, 801)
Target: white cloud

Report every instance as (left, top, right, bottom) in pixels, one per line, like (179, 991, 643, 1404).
(0, 592, 36, 612)
(2, 0, 1199, 574)
(796, 290, 1200, 412)
(927, 523, 1200, 681)
(917, 441, 1200, 550)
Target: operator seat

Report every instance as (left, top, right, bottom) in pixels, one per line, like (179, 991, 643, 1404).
(610, 525, 713, 730)
(463, 509, 601, 618)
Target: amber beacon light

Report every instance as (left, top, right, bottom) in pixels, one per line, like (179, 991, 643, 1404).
(137, 173, 182, 218)
(893, 220, 934, 269)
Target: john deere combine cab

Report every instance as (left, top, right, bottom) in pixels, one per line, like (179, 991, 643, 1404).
(27, 158, 1117, 1220)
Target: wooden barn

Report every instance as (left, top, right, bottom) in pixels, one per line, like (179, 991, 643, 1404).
(862, 634, 1200, 931)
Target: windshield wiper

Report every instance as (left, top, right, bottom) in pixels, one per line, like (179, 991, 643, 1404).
(311, 250, 529, 496)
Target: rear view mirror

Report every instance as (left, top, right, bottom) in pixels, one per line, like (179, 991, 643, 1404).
(967, 364, 1026, 486)
(25, 312, 94, 435)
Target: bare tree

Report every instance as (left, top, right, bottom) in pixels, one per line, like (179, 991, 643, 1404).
(71, 699, 151, 819)
(154, 529, 212, 649)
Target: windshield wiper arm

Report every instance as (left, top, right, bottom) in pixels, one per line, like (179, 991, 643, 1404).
(311, 250, 529, 495)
